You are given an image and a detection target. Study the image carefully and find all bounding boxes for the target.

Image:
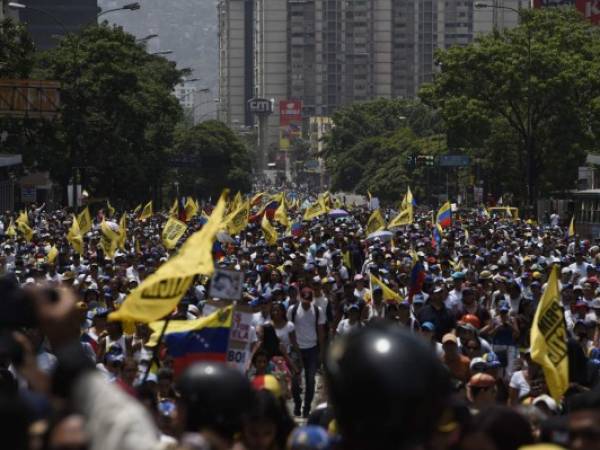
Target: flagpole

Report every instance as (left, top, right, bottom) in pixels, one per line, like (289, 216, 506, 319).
(142, 317, 171, 384)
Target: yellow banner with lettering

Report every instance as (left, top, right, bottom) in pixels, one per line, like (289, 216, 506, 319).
(162, 216, 188, 249)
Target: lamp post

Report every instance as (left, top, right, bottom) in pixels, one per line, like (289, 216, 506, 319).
(97, 2, 140, 19)
(475, 2, 534, 214)
(136, 34, 158, 43)
(150, 50, 173, 56)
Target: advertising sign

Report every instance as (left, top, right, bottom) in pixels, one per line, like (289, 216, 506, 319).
(279, 99, 302, 151)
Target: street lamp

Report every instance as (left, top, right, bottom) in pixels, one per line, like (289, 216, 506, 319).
(151, 50, 173, 56)
(9, 2, 69, 34)
(97, 2, 141, 18)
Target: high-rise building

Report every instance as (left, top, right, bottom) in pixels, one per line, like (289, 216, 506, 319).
(218, 0, 528, 171)
(12, 0, 98, 50)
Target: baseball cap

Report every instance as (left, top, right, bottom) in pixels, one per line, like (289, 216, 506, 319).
(421, 321, 435, 332)
(482, 352, 502, 369)
(469, 357, 487, 372)
(442, 333, 458, 345)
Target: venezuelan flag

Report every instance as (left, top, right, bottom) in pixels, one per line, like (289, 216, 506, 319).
(408, 250, 426, 302)
(432, 223, 443, 248)
(291, 221, 303, 237)
(149, 306, 233, 377)
(436, 201, 452, 229)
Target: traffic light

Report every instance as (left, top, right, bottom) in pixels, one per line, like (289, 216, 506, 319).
(416, 155, 435, 167)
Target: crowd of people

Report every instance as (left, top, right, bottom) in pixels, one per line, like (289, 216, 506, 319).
(2, 193, 600, 450)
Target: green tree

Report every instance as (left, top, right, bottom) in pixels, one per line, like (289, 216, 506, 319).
(19, 24, 185, 205)
(0, 18, 35, 77)
(324, 99, 442, 202)
(420, 8, 600, 206)
(172, 120, 252, 199)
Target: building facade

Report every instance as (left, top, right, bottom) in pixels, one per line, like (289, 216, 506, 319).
(218, 0, 528, 172)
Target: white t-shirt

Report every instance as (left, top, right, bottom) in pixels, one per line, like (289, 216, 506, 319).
(287, 304, 326, 349)
(336, 319, 361, 336)
(509, 370, 530, 399)
(274, 321, 295, 350)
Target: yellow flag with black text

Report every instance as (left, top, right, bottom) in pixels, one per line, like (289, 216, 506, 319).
(261, 213, 278, 246)
(366, 209, 386, 235)
(109, 191, 228, 323)
(139, 201, 153, 221)
(303, 197, 328, 221)
(388, 205, 413, 228)
(100, 220, 120, 259)
(67, 215, 84, 255)
(162, 216, 188, 249)
(224, 199, 249, 236)
(530, 265, 569, 402)
(77, 207, 92, 235)
(107, 201, 116, 218)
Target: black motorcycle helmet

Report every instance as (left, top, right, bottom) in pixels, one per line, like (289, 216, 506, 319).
(325, 322, 451, 450)
(176, 362, 254, 440)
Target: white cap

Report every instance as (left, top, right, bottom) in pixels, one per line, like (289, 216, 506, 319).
(532, 394, 558, 413)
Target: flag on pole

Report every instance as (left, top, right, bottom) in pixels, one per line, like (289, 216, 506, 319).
(408, 249, 425, 302)
(530, 265, 569, 401)
(370, 274, 402, 303)
(568, 216, 575, 238)
(139, 201, 153, 221)
(100, 220, 120, 259)
(261, 214, 278, 246)
(6, 219, 16, 238)
(67, 215, 84, 255)
(106, 201, 116, 218)
(17, 220, 34, 242)
(118, 214, 127, 250)
(388, 206, 413, 228)
(77, 207, 92, 235)
(162, 216, 188, 249)
(169, 198, 179, 217)
(47, 245, 59, 264)
(400, 186, 416, 210)
(365, 209, 386, 235)
(436, 202, 452, 229)
(224, 200, 250, 236)
(274, 195, 289, 227)
(149, 306, 233, 377)
(109, 192, 227, 323)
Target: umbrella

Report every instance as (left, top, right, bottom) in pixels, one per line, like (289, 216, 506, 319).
(367, 230, 394, 242)
(216, 230, 235, 244)
(328, 209, 349, 218)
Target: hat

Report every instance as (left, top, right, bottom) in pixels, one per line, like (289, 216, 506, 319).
(442, 333, 458, 345)
(469, 357, 488, 372)
(413, 293, 426, 304)
(532, 394, 558, 413)
(498, 301, 510, 312)
(467, 373, 495, 388)
(62, 271, 76, 281)
(452, 272, 465, 280)
(421, 321, 435, 332)
(354, 274, 364, 281)
(479, 270, 492, 280)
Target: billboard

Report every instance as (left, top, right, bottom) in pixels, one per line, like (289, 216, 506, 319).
(532, 0, 600, 24)
(0, 79, 61, 119)
(279, 99, 302, 151)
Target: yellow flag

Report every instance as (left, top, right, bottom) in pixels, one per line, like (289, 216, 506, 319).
(261, 213, 278, 246)
(162, 216, 188, 249)
(6, 219, 16, 238)
(388, 205, 413, 228)
(16, 210, 28, 226)
(184, 197, 198, 222)
(100, 220, 120, 259)
(17, 220, 34, 242)
(118, 214, 127, 250)
(224, 199, 249, 236)
(366, 209, 386, 235)
(400, 186, 414, 210)
(109, 191, 228, 323)
(303, 196, 329, 221)
(133, 204, 142, 214)
(107, 201, 116, 218)
(334, 197, 342, 209)
(77, 207, 92, 235)
(568, 216, 575, 238)
(530, 265, 569, 402)
(169, 198, 178, 217)
(67, 215, 84, 255)
(231, 192, 243, 211)
(370, 274, 403, 303)
(274, 196, 289, 227)
(139, 201, 153, 221)
(251, 192, 265, 206)
(47, 245, 59, 264)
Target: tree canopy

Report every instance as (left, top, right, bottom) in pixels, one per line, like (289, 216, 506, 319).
(172, 120, 252, 199)
(420, 8, 600, 204)
(324, 98, 443, 202)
